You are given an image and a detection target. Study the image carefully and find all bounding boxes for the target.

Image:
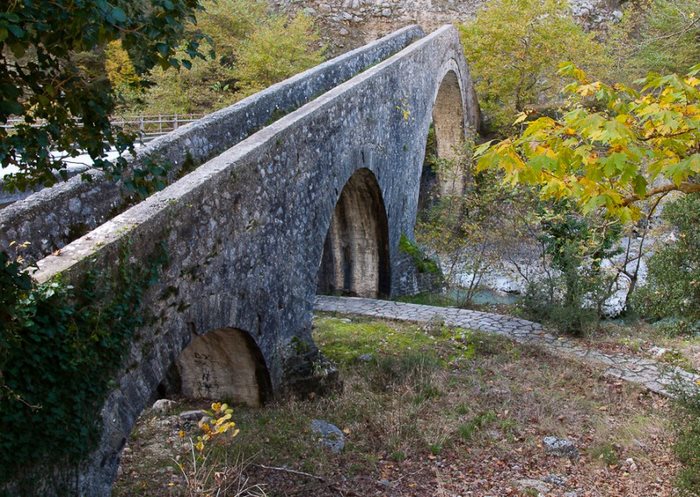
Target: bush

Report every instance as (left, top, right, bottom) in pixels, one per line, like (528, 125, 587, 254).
(0, 245, 165, 491)
(136, 0, 323, 115)
(633, 194, 700, 329)
(458, 0, 609, 133)
(234, 13, 323, 96)
(608, 0, 700, 82)
(521, 201, 621, 335)
(673, 383, 700, 496)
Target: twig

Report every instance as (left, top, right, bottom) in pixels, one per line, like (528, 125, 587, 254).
(253, 464, 363, 497)
(253, 464, 324, 481)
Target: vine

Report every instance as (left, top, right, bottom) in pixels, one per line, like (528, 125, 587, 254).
(0, 241, 168, 491)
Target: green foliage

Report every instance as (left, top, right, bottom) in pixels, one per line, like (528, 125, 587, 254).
(673, 383, 700, 496)
(233, 13, 323, 96)
(458, 0, 609, 132)
(0, 0, 207, 191)
(522, 200, 621, 335)
(608, 0, 700, 82)
(140, 1, 323, 114)
(476, 64, 700, 223)
(399, 234, 440, 275)
(0, 244, 166, 488)
(458, 410, 497, 442)
(633, 194, 700, 328)
(589, 441, 620, 466)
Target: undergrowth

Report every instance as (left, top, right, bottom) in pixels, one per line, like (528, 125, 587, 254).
(0, 242, 167, 493)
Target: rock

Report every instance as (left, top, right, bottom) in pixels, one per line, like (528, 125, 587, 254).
(515, 478, 552, 495)
(338, 318, 352, 323)
(358, 353, 374, 362)
(624, 457, 638, 472)
(612, 9, 623, 21)
(543, 474, 567, 486)
(303, 7, 316, 15)
(543, 436, 579, 459)
(152, 399, 176, 414)
(381, 8, 392, 17)
(179, 410, 207, 421)
(339, 28, 350, 36)
(310, 419, 345, 453)
(564, 492, 579, 497)
(649, 346, 668, 358)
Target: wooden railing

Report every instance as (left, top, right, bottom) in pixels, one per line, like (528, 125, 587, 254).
(2, 113, 205, 141)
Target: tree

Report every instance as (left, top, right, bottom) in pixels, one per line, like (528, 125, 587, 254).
(137, 1, 324, 115)
(233, 12, 323, 96)
(608, 0, 700, 83)
(475, 63, 700, 224)
(0, 0, 207, 192)
(458, 0, 609, 133)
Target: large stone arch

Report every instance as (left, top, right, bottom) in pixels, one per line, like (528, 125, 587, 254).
(317, 168, 391, 298)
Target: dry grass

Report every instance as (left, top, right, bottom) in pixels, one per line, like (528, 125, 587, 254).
(114, 315, 679, 497)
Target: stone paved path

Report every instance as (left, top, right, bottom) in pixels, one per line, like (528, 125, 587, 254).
(315, 296, 700, 398)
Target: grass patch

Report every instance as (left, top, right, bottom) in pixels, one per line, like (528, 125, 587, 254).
(115, 315, 677, 497)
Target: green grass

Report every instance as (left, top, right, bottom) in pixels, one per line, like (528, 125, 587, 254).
(395, 292, 460, 308)
(313, 316, 444, 365)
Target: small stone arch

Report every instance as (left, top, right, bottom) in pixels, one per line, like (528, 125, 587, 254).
(419, 65, 467, 205)
(316, 167, 391, 298)
(164, 328, 272, 407)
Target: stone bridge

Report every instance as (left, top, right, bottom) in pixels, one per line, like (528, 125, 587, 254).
(8, 25, 479, 495)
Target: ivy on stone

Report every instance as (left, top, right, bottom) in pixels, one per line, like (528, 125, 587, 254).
(0, 243, 167, 489)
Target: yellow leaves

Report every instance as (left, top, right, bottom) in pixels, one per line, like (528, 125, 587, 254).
(513, 112, 529, 125)
(477, 64, 700, 223)
(189, 401, 241, 454)
(576, 81, 601, 97)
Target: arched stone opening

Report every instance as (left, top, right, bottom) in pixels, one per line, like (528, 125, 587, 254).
(317, 168, 391, 298)
(160, 328, 272, 407)
(418, 68, 466, 207)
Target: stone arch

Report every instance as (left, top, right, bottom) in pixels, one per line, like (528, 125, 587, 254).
(419, 64, 467, 206)
(164, 328, 272, 407)
(316, 168, 391, 298)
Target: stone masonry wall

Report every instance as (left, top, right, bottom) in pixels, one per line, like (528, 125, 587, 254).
(0, 26, 423, 264)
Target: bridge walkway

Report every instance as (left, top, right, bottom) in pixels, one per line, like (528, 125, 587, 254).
(315, 296, 700, 398)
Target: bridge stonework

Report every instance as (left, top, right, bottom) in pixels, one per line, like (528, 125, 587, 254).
(21, 25, 478, 495)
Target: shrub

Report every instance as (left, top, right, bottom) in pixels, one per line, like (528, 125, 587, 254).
(633, 194, 700, 329)
(233, 13, 323, 96)
(458, 0, 609, 132)
(608, 0, 700, 82)
(673, 383, 700, 496)
(0, 244, 166, 491)
(139, 1, 323, 114)
(521, 201, 621, 335)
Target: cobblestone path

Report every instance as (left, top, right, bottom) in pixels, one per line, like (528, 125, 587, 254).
(315, 296, 700, 398)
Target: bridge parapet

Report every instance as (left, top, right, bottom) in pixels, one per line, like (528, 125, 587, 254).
(0, 25, 424, 264)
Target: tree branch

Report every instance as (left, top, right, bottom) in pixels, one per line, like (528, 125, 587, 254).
(622, 181, 700, 206)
